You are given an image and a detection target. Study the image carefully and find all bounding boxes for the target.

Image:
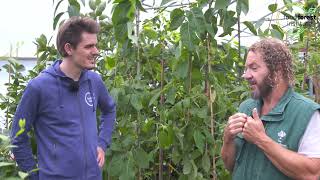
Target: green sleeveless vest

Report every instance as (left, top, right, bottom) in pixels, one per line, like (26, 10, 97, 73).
(232, 88, 320, 180)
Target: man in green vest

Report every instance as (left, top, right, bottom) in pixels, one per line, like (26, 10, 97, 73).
(221, 38, 320, 179)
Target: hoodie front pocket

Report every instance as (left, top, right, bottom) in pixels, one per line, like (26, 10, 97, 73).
(50, 143, 83, 177)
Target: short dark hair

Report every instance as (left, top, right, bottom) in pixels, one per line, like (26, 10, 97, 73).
(248, 38, 294, 86)
(56, 16, 100, 57)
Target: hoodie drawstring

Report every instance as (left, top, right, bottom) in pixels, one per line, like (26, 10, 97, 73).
(56, 77, 64, 109)
(88, 79, 96, 112)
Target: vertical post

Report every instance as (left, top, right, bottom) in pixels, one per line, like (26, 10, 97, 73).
(159, 57, 165, 180)
(302, 35, 309, 90)
(135, 5, 142, 180)
(206, 36, 216, 180)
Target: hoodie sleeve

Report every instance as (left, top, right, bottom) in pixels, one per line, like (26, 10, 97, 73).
(97, 76, 116, 151)
(10, 81, 40, 178)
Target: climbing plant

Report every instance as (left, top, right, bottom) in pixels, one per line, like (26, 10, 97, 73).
(0, 0, 318, 179)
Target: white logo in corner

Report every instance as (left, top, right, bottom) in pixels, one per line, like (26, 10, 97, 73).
(277, 130, 286, 144)
(85, 92, 95, 107)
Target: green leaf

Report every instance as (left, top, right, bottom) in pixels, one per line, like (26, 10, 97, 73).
(174, 58, 189, 79)
(283, 0, 293, 11)
(150, 44, 162, 57)
(130, 94, 143, 111)
(133, 148, 150, 169)
(161, 0, 174, 6)
(54, 0, 65, 16)
(166, 86, 176, 104)
(169, 8, 185, 30)
(189, 7, 207, 35)
(202, 153, 210, 172)
(112, 2, 131, 25)
(96, 1, 106, 16)
(180, 22, 199, 51)
(268, 3, 277, 13)
(149, 89, 161, 106)
(191, 160, 198, 178)
(0, 162, 15, 167)
(142, 119, 154, 133)
(143, 27, 157, 40)
(108, 156, 124, 176)
(53, 12, 65, 30)
(197, 107, 207, 119)
(158, 129, 173, 148)
(95, 0, 101, 6)
(18, 171, 29, 179)
(183, 160, 192, 174)
(255, 18, 265, 28)
(193, 130, 205, 153)
(270, 29, 283, 39)
(182, 98, 190, 108)
(243, 21, 257, 35)
(214, 0, 231, 10)
(68, 5, 80, 17)
(236, 0, 249, 15)
(136, 0, 146, 12)
(271, 24, 284, 39)
(19, 118, 26, 128)
(15, 129, 25, 138)
(221, 10, 237, 32)
(89, 0, 96, 10)
(114, 24, 128, 43)
(105, 56, 116, 70)
(68, 0, 80, 11)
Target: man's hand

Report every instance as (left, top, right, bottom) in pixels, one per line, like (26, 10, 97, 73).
(243, 108, 267, 144)
(224, 113, 248, 143)
(97, 146, 105, 168)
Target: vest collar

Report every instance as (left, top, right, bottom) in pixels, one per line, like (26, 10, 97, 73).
(258, 87, 294, 122)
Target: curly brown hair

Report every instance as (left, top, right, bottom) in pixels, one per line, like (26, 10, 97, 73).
(248, 38, 294, 86)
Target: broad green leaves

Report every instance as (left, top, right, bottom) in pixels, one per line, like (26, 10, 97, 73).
(180, 7, 211, 51)
(133, 148, 151, 168)
(5, 0, 312, 179)
(15, 119, 26, 137)
(215, 0, 231, 10)
(68, 0, 81, 17)
(193, 130, 205, 153)
(243, 21, 257, 35)
(169, 8, 185, 31)
(161, 0, 174, 6)
(158, 126, 174, 148)
(271, 24, 284, 39)
(112, 1, 135, 43)
(96, 1, 106, 16)
(219, 10, 237, 36)
(236, 0, 249, 15)
(268, 3, 277, 13)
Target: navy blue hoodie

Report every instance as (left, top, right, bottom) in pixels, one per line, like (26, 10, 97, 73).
(11, 60, 116, 180)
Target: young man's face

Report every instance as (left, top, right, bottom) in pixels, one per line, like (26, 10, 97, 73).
(242, 51, 274, 99)
(70, 32, 99, 70)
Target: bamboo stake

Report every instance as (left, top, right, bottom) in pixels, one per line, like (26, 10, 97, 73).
(135, 5, 142, 180)
(159, 56, 165, 180)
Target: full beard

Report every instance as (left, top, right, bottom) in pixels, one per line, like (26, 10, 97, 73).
(250, 74, 274, 99)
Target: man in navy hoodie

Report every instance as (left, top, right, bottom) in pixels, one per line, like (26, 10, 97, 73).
(10, 16, 116, 180)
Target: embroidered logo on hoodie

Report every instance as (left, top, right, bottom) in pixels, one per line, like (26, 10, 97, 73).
(85, 92, 94, 106)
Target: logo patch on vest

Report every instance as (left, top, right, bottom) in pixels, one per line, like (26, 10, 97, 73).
(85, 92, 95, 107)
(277, 130, 287, 147)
